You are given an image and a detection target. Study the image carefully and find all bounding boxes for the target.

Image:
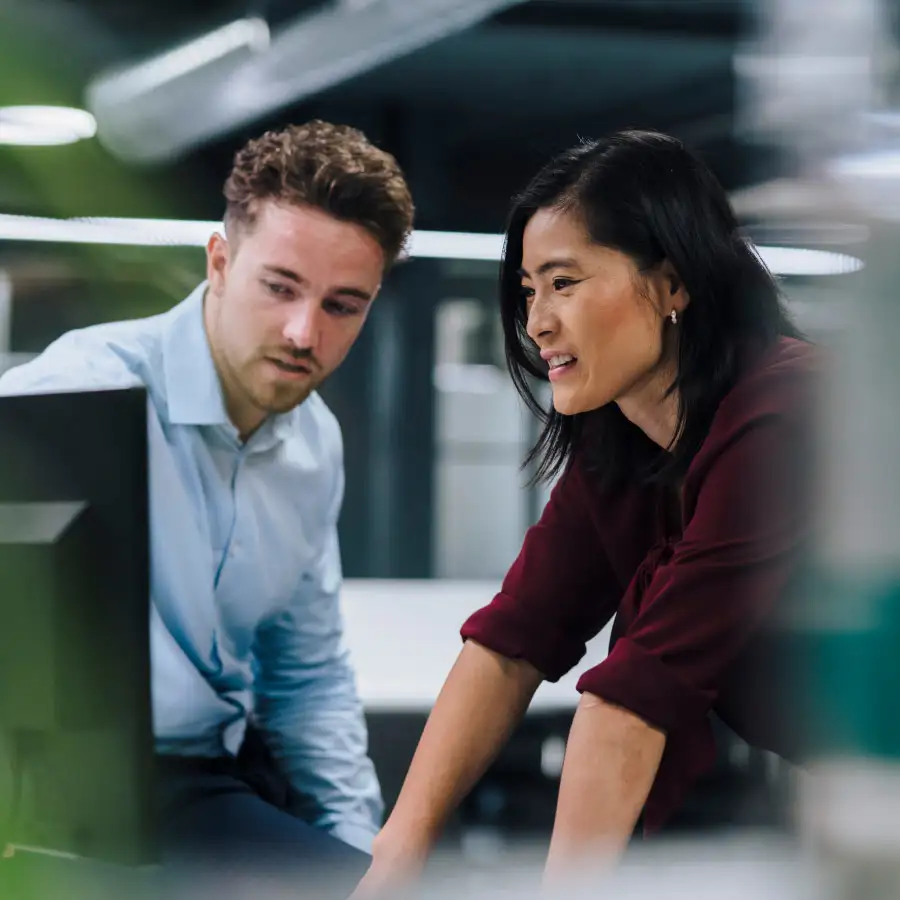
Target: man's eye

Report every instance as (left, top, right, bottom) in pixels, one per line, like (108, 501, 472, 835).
(265, 281, 291, 296)
(324, 299, 357, 316)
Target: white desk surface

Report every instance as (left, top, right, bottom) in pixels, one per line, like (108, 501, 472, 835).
(341, 579, 612, 713)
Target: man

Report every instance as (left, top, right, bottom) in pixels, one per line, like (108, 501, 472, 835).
(0, 120, 414, 880)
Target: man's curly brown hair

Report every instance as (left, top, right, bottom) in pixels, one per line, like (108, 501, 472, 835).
(223, 120, 414, 266)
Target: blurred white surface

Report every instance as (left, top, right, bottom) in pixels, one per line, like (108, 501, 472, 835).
(341, 579, 612, 712)
(403, 834, 830, 900)
(434, 371, 531, 579)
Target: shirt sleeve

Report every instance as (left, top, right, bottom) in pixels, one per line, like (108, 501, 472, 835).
(460, 460, 620, 681)
(575, 379, 814, 733)
(252, 425, 383, 853)
(0, 331, 140, 395)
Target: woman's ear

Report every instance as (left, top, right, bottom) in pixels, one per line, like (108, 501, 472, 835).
(668, 272, 680, 297)
(659, 259, 689, 314)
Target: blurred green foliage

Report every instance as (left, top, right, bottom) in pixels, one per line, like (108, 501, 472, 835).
(0, 1, 209, 326)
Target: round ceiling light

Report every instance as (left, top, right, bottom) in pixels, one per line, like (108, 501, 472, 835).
(0, 105, 97, 146)
(754, 245, 865, 277)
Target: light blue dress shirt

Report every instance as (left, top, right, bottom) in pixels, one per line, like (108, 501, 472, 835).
(0, 283, 382, 851)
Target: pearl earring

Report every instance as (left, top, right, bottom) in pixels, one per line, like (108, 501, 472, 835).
(670, 309, 678, 325)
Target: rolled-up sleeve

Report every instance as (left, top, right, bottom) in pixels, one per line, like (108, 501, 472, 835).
(461, 461, 620, 682)
(576, 402, 813, 732)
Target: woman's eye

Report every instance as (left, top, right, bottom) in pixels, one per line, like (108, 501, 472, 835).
(552, 277, 575, 291)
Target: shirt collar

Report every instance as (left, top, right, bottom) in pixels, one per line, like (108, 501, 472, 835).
(162, 282, 230, 427)
(161, 282, 297, 446)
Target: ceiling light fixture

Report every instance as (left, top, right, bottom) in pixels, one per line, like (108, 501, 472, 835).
(90, 17, 271, 109)
(752, 244, 864, 276)
(0, 106, 98, 146)
(0, 214, 865, 276)
(829, 150, 900, 180)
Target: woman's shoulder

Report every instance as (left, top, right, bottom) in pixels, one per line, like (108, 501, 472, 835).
(749, 335, 821, 381)
(715, 336, 820, 431)
(687, 337, 820, 484)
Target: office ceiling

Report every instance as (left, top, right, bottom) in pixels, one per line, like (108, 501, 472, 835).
(3, 0, 780, 231)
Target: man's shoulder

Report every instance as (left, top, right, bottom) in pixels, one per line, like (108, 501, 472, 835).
(0, 312, 169, 396)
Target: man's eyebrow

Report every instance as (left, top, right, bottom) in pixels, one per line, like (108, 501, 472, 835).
(333, 286, 374, 303)
(517, 257, 580, 278)
(262, 264, 303, 284)
(262, 266, 373, 302)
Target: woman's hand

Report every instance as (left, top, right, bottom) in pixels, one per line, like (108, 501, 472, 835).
(350, 642, 542, 896)
(350, 832, 431, 899)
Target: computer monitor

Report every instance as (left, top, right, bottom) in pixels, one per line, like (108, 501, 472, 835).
(0, 387, 156, 867)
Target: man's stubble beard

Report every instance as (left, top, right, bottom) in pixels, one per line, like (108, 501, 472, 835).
(245, 367, 321, 415)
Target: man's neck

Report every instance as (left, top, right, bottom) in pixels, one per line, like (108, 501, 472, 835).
(229, 400, 266, 445)
(202, 289, 265, 441)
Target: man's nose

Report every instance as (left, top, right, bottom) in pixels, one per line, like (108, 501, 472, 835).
(283, 301, 323, 351)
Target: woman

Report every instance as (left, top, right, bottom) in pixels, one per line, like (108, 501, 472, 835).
(358, 130, 818, 891)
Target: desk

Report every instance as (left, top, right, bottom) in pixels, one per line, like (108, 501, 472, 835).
(342, 580, 793, 840)
(341, 579, 612, 713)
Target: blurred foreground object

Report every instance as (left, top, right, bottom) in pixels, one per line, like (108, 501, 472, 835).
(0, 388, 155, 866)
(742, 1, 900, 897)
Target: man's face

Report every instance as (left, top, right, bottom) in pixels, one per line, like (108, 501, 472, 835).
(205, 201, 385, 438)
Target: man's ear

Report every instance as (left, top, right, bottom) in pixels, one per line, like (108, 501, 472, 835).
(206, 232, 230, 294)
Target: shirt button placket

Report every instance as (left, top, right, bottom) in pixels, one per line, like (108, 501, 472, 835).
(228, 451, 244, 561)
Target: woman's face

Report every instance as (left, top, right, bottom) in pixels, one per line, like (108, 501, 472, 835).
(520, 207, 682, 417)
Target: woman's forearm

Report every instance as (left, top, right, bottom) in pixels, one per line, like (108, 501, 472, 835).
(545, 692, 666, 878)
(377, 640, 543, 855)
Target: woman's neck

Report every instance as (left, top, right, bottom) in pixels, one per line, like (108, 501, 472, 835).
(615, 362, 680, 450)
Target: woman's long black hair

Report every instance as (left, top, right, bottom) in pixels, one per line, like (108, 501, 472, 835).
(500, 129, 802, 488)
